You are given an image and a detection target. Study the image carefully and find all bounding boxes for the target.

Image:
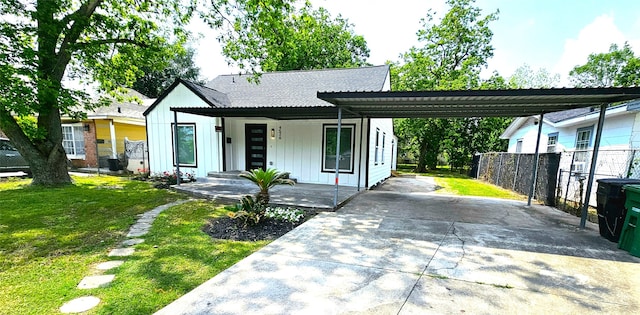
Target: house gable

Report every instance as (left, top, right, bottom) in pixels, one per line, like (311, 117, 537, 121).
(143, 79, 229, 116)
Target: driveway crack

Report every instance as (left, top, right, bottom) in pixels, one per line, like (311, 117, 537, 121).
(397, 221, 455, 314)
(448, 223, 466, 270)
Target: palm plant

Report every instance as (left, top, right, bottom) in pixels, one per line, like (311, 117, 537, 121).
(239, 168, 295, 204)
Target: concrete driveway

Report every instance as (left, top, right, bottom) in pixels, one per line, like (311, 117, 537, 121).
(156, 176, 640, 314)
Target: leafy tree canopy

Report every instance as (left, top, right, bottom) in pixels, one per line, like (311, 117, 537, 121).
(132, 47, 203, 98)
(220, 2, 370, 72)
(569, 42, 640, 87)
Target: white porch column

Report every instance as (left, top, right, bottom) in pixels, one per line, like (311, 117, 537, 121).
(109, 120, 117, 159)
(333, 108, 343, 208)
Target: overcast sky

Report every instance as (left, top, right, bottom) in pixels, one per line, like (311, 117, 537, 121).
(190, 0, 640, 86)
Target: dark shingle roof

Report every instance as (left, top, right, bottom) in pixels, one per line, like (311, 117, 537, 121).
(544, 107, 594, 123)
(544, 102, 637, 123)
(181, 80, 230, 107)
(206, 65, 390, 108)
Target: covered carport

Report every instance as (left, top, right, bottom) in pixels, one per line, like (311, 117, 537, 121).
(318, 87, 640, 228)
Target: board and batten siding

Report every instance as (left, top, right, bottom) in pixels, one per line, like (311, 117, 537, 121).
(367, 118, 395, 186)
(145, 83, 224, 177)
(224, 118, 376, 187)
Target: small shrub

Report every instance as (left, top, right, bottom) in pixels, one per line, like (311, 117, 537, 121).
(265, 206, 304, 223)
(228, 195, 266, 227)
(238, 168, 295, 204)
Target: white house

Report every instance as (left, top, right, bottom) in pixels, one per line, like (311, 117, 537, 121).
(144, 66, 397, 188)
(502, 102, 640, 153)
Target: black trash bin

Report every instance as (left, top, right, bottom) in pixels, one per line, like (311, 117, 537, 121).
(596, 178, 640, 242)
(107, 158, 120, 171)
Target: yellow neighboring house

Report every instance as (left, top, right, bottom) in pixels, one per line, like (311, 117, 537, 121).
(61, 90, 152, 172)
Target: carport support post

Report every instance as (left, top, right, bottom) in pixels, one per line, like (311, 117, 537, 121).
(333, 108, 343, 208)
(173, 110, 181, 186)
(357, 116, 364, 191)
(527, 113, 544, 206)
(580, 103, 607, 228)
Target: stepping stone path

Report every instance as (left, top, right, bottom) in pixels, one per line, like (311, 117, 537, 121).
(60, 296, 101, 314)
(60, 200, 189, 313)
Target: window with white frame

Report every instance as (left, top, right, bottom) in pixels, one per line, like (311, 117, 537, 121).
(573, 126, 593, 169)
(374, 128, 380, 165)
(515, 139, 523, 153)
(172, 123, 197, 167)
(547, 132, 558, 153)
(62, 124, 85, 158)
(575, 127, 592, 151)
(322, 124, 355, 173)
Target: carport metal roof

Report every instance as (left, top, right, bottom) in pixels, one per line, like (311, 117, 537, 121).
(316, 87, 640, 117)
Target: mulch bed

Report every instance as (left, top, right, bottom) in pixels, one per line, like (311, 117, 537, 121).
(203, 210, 318, 241)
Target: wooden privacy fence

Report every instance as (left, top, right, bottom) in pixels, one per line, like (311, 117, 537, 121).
(474, 152, 561, 206)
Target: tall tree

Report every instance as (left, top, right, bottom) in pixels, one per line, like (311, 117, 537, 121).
(0, 0, 294, 186)
(132, 47, 202, 98)
(569, 42, 640, 87)
(392, 0, 499, 172)
(221, 3, 370, 72)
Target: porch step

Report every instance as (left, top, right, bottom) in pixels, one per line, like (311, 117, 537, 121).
(207, 171, 242, 179)
(204, 172, 253, 186)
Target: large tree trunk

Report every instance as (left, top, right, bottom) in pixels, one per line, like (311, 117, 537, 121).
(416, 140, 428, 173)
(28, 145, 72, 185)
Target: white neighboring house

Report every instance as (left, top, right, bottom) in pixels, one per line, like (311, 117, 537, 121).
(501, 100, 640, 182)
(144, 66, 397, 188)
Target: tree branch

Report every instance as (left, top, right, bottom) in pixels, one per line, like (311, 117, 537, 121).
(73, 38, 149, 49)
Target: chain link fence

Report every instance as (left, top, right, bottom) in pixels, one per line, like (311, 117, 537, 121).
(556, 149, 640, 213)
(475, 149, 640, 216)
(476, 152, 560, 205)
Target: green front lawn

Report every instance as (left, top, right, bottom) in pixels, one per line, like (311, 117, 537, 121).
(433, 175, 525, 200)
(0, 176, 265, 314)
(397, 165, 525, 200)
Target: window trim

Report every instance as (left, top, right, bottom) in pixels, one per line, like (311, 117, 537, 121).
(61, 123, 86, 159)
(515, 138, 523, 153)
(171, 123, 198, 167)
(575, 126, 594, 150)
(547, 132, 558, 153)
(374, 128, 380, 165)
(321, 123, 356, 174)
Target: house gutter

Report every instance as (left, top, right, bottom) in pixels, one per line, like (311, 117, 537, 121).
(580, 103, 608, 228)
